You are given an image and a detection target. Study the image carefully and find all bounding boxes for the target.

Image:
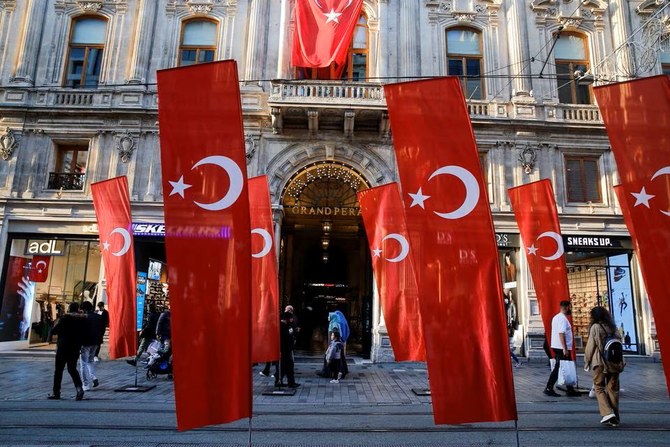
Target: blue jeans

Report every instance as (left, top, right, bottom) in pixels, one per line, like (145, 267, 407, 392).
(80, 345, 97, 388)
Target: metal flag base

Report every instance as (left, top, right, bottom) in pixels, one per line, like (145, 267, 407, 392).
(115, 384, 156, 392)
(411, 388, 431, 396)
(261, 387, 297, 396)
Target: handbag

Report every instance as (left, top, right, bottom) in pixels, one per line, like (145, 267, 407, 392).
(558, 360, 578, 387)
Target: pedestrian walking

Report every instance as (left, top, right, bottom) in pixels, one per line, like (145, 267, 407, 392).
(544, 300, 580, 397)
(156, 310, 171, 346)
(584, 306, 625, 426)
(48, 302, 87, 400)
(94, 301, 109, 362)
(276, 312, 299, 388)
(326, 330, 345, 383)
(127, 304, 160, 367)
(80, 301, 104, 391)
(261, 305, 298, 378)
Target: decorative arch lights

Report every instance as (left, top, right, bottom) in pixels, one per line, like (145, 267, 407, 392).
(65, 17, 107, 88)
(179, 20, 217, 66)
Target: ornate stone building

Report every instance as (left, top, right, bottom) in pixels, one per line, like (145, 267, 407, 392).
(0, 0, 668, 358)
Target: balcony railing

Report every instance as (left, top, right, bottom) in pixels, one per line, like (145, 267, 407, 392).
(47, 173, 85, 191)
(270, 80, 386, 108)
(554, 104, 601, 123)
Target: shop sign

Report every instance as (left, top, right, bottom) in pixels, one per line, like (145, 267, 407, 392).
(132, 223, 165, 236)
(496, 233, 520, 248)
(286, 206, 362, 217)
(24, 240, 66, 256)
(563, 235, 631, 250)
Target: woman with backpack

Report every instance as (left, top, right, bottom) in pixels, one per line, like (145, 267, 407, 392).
(584, 306, 625, 427)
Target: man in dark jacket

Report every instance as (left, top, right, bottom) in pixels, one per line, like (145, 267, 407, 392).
(80, 301, 104, 390)
(127, 304, 160, 366)
(94, 301, 109, 361)
(276, 312, 299, 388)
(48, 302, 86, 400)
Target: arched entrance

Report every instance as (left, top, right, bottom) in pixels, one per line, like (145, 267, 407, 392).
(279, 161, 373, 358)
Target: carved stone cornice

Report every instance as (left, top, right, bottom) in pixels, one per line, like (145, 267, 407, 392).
(188, 1, 213, 15)
(636, 0, 669, 16)
(558, 14, 583, 30)
(76, 0, 103, 11)
(0, 128, 18, 161)
(0, 0, 17, 11)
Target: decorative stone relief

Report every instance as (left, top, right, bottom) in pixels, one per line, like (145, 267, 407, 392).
(76, 0, 103, 11)
(0, 128, 17, 161)
(0, 0, 17, 11)
(188, 1, 213, 14)
(244, 134, 256, 164)
(517, 144, 537, 175)
(453, 12, 476, 22)
(116, 130, 136, 163)
(558, 15, 583, 29)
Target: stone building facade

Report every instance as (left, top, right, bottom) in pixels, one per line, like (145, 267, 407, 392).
(0, 0, 668, 358)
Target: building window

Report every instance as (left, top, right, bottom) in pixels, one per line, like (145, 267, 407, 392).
(296, 13, 368, 81)
(565, 156, 601, 203)
(179, 20, 217, 66)
(446, 28, 484, 100)
(64, 17, 107, 88)
(48, 144, 88, 190)
(555, 33, 592, 104)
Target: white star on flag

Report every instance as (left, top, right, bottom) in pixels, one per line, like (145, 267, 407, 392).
(169, 176, 192, 198)
(631, 187, 655, 208)
(37, 269, 43, 273)
(527, 244, 538, 256)
(102, 241, 111, 251)
(409, 188, 430, 209)
(324, 8, 342, 23)
(372, 247, 382, 258)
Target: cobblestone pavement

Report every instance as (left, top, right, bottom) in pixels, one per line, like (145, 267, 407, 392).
(0, 350, 666, 404)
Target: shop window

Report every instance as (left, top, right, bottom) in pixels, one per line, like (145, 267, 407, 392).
(179, 20, 217, 66)
(554, 33, 592, 104)
(64, 17, 107, 88)
(295, 13, 368, 81)
(565, 156, 601, 203)
(0, 239, 101, 344)
(446, 28, 484, 100)
(48, 144, 88, 190)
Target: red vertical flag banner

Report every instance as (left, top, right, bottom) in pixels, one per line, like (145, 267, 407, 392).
(249, 176, 280, 363)
(508, 179, 573, 358)
(91, 176, 137, 359)
(292, 0, 364, 68)
(157, 61, 252, 430)
(358, 183, 425, 362)
(384, 78, 517, 424)
(595, 75, 670, 394)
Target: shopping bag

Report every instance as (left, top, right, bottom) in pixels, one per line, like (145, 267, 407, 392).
(147, 340, 162, 356)
(558, 360, 577, 387)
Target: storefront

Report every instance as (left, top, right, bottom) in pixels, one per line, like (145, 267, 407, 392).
(563, 235, 640, 354)
(496, 233, 524, 355)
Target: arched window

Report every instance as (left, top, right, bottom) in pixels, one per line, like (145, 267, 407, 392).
(343, 14, 369, 81)
(64, 17, 107, 88)
(554, 33, 591, 104)
(446, 28, 484, 100)
(179, 20, 217, 66)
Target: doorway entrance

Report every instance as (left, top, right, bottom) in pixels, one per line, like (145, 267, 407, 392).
(279, 162, 373, 357)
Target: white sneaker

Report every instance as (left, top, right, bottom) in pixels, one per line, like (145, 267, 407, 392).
(600, 413, 616, 424)
(589, 388, 596, 398)
(82, 385, 91, 391)
(93, 357, 99, 363)
(330, 379, 339, 384)
(259, 371, 268, 377)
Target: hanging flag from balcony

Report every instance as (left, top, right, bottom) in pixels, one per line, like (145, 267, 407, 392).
(249, 175, 280, 364)
(595, 75, 670, 395)
(28, 256, 50, 283)
(157, 60, 252, 430)
(384, 78, 517, 424)
(91, 176, 137, 360)
(358, 183, 425, 362)
(292, 0, 364, 68)
(508, 179, 573, 359)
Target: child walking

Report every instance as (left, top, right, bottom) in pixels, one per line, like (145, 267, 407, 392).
(326, 330, 345, 384)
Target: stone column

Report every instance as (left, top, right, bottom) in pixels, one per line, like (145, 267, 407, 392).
(506, 0, 532, 96)
(275, 0, 291, 78)
(127, 0, 158, 84)
(11, 0, 47, 85)
(244, 0, 269, 83)
(398, 1, 420, 77)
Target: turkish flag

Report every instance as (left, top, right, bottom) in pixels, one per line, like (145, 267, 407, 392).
(157, 60, 252, 430)
(508, 179, 573, 359)
(29, 256, 50, 283)
(595, 75, 670, 394)
(91, 176, 137, 359)
(358, 183, 425, 362)
(292, 0, 364, 68)
(384, 78, 517, 424)
(249, 176, 280, 364)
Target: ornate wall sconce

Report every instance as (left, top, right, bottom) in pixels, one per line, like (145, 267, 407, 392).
(116, 130, 136, 163)
(0, 128, 18, 161)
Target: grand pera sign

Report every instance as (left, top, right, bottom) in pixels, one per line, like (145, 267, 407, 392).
(286, 206, 362, 217)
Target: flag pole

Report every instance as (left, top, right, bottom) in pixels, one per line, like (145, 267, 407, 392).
(514, 419, 520, 447)
(247, 416, 252, 447)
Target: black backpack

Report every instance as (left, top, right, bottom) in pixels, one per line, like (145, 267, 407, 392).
(600, 324, 625, 372)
